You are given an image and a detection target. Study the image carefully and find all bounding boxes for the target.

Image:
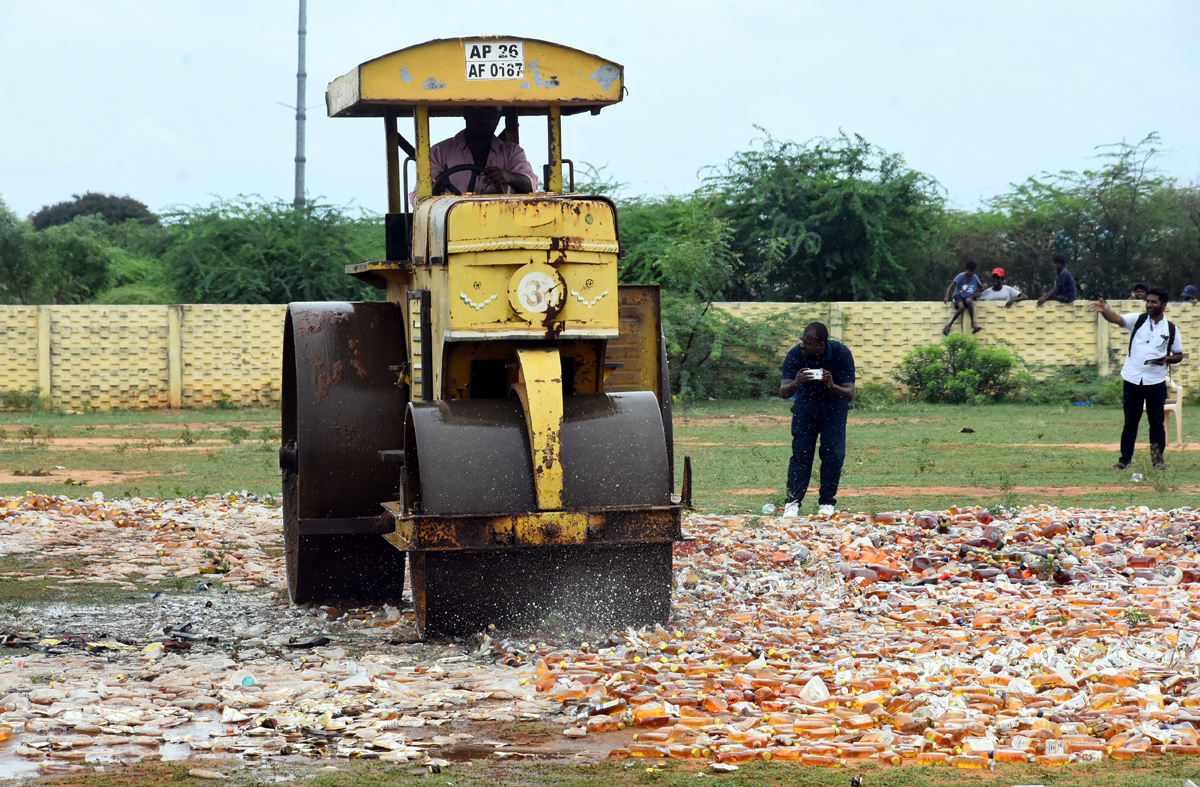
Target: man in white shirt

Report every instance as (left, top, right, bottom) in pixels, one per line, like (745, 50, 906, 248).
(975, 268, 1028, 307)
(1092, 286, 1184, 470)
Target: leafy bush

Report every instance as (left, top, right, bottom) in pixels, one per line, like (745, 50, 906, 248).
(851, 381, 897, 410)
(0, 389, 46, 411)
(894, 334, 1018, 403)
(163, 197, 383, 304)
(1011, 364, 1123, 405)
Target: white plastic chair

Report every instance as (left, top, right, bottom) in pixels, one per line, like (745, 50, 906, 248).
(1144, 374, 1184, 447)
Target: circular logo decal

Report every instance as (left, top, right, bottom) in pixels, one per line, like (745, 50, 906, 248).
(516, 271, 559, 313)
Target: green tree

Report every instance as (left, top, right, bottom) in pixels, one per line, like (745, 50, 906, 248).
(656, 200, 786, 399)
(163, 198, 383, 304)
(617, 196, 706, 285)
(0, 196, 38, 304)
(24, 216, 114, 303)
(963, 133, 1184, 300)
(30, 192, 157, 230)
(0, 203, 114, 305)
(706, 131, 944, 301)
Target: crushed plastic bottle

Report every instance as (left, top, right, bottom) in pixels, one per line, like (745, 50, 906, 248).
(4, 495, 1200, 772)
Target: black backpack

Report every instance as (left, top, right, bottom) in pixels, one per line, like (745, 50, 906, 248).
(1129, 313, 1176, 361)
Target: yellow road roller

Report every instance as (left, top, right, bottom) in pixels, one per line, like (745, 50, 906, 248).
(279, 36, 690, 637)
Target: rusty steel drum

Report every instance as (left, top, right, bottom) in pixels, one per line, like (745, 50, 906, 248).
(280, 302, 408, 603)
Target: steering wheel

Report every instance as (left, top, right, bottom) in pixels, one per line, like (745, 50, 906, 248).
(431, 164, 484, 196)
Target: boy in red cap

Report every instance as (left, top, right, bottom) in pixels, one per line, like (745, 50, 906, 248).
(976, 268, 1028, 307)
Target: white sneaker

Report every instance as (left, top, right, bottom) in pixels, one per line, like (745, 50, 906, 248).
(782, 501, 800, 519)
(817, 504, 835, 517)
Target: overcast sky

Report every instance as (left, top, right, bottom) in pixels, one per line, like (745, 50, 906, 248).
(2, 1, 1197, 220)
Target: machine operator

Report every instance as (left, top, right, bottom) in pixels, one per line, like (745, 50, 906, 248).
(428, 107, 538, 196)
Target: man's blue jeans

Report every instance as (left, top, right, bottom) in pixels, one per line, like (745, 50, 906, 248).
(787, 400, 848, 506)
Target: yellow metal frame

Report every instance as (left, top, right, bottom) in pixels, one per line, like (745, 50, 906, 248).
(513, 346, 565, 511)
(383, 503, 682, 551)
(329, 37, 624, 201)
(328, 37, 623, 116)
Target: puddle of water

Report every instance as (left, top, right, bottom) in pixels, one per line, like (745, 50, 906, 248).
(440, 743, 575, 762)
(0, 719, 224, 779)
(162, 720, 223, 761)
(0, 753, 41, 781)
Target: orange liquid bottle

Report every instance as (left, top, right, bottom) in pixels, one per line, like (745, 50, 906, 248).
(992, 748, 1028, 763)
(714, 749, 757, 764)
(800, 753, 842, 767)
(1036, 753, 1072, 766)
(627, 742, 667, 757)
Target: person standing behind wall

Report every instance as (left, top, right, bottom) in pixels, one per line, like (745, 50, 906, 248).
(1091, 286, 1184, 470)
(779, 322, 856, 519)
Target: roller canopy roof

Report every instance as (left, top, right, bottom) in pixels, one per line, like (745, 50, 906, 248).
(327, 36, 624, 118)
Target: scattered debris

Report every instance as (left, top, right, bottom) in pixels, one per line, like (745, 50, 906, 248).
(3, 494, 1200, 774)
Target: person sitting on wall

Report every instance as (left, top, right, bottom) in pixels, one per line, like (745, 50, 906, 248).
(942, 260, 984, 335)
(428, 107, 538, 196)
(1037, 255, 1077, 305)
(1129, 282, 1148, 300)
(975, 267, 1028, 308)
(1181, 285, 1197, 305)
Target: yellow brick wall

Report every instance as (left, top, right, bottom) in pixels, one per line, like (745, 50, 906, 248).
(0, 305, 285, 411)
(181, 305, 286, 408)
(0, 307, 40, 395)
(717, 300, 1198, 391)
(0, 301, 1195, 409)
(49, 306, 172, 411)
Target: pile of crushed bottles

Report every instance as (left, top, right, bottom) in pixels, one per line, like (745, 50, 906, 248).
(0, 492, 283, 591)
(534, 504, 1200, 769)
(5, 493, 1200, 772)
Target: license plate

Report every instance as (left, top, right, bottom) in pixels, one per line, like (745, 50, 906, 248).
(465, 41, 524, 80)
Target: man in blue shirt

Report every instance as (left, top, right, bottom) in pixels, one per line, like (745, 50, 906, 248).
(779, 322, 856, 518)
(942, 260, 984, 335)
(1037, 255, 1077, 305)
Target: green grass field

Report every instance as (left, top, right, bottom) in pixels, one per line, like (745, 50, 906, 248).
(674, 398, 1197, 514)
(0, 400, 1194, 512)
(41, 749, 1200, 787)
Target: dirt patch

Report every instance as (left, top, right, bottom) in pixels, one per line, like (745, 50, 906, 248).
(676, 415, 791, 427)
(0, 468, 166, 485)
(832, 484, 1200, 497)
(678, 441, 788, 447)
(1, 421, 277, 432)
(15, 437, 226, 448)
(848, 416, 938, 424)
(722, 483, 1200, 497)
(677, 415, 935, 427)
(1007, 442, 1200, 451)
